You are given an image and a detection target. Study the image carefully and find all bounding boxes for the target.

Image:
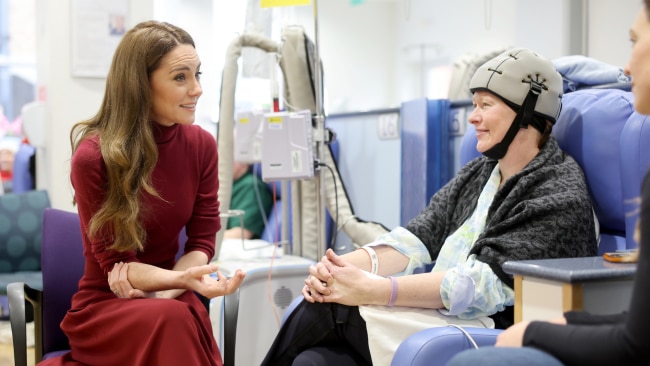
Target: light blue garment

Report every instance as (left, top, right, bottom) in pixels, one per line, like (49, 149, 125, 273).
(434, 164, 514, 319)
(553, 55, 630, 92)
(365, 226, 432, 276)
(447, 346, 565, 366)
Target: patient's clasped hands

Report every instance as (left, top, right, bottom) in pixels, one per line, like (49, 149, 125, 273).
(303, 248, 389, 306)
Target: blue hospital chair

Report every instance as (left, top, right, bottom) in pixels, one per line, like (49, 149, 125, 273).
(391, 87, 649, 365)
(12, 142, 36, 193)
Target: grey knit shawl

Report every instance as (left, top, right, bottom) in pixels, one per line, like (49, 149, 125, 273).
(405, 136, 598, 289)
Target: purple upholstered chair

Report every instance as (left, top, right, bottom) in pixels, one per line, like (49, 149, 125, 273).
(8, 208, 225, 366)
(8, 208, 84, 365)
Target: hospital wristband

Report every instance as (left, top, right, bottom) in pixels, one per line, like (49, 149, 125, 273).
(361, 246, 379, 274)
(387, 276, 398, 307)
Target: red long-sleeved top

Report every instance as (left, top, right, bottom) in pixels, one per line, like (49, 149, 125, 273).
(69, 122, 220, 308)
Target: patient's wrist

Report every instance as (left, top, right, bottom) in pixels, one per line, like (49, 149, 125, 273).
(360, 246, 379, 274)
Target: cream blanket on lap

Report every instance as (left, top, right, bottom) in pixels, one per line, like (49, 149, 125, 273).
(358, 305, 494, 366)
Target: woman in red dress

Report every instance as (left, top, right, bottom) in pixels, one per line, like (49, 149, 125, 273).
(41, 20, 245, 366)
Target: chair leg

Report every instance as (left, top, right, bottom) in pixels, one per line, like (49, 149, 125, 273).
(223, 289, 240, 366)
(7, 283, 29, 366)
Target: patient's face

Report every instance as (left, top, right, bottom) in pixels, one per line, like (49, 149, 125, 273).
(469, 91, 517, 153)
(626, 7, 650, 114)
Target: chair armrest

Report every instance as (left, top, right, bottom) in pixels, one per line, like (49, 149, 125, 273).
(8, 282, 43, 366)
(390, 326, 502, 366)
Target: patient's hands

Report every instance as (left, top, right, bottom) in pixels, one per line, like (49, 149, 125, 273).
(303, 248, 382, 306)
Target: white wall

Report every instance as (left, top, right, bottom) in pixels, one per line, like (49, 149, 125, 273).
(265, 1, 398, 112)
(589, 0, 641, 68)
(36, 0, 154, 211)
(154, 0, 217, 134)
(284, 0, 639, 110)
(316, 1, 398, 112)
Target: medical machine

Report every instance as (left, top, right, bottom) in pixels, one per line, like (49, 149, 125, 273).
(234, 110, 265, 163)
(217, 27, 389, 259)
(260, 109, 314, 181)
(210, 255, 314, 366)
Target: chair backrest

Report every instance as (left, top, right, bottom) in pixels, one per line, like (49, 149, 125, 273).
(41, 210, 207, 357)
(553, 89, 638, 253)
(620, 112, 650, 240)
(41, 208, 84, 355)
(459, 123, 480, 167)
(0, 190, 50, 275)
(459, 88, 647, 253)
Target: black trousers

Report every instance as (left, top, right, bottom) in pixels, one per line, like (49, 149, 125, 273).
(261, 300, 373, 366)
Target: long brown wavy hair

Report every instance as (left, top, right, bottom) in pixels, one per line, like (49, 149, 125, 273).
(70, 21, 196, 252)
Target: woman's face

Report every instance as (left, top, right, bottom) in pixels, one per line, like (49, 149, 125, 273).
(149, 44, 202, 126)
(625, 7, 650, 114)
(469, 91, 517, 153)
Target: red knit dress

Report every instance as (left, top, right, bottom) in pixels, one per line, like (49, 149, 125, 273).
(40, 122, 222, 365)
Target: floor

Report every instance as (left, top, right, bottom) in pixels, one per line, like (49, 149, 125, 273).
(0, 343, 35, 366)
(0, 320, 35, 366)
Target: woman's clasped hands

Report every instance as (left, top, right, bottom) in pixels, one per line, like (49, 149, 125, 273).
(303, 248, 385, 306)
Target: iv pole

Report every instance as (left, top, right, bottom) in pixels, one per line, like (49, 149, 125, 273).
(312, 0, 327, 260)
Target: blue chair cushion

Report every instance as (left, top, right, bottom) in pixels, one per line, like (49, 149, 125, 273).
(0, 190, 50, 273)
(620, 113, 650, 247)
(0, 190, 50, 295)
(391, 327, 502, 366)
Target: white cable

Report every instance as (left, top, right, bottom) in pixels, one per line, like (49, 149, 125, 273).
(446, 324, 479, 349)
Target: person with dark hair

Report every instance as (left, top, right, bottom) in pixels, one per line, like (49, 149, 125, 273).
(223, 159, 273, 240)
(448, 3, 650, 366)
(40, 20, 244, 366)
(261, 48, 597, 366)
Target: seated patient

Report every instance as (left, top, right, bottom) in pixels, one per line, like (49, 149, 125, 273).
(448, 4, 650, 366)
(223, 159, 273, 240)
(261, 48, 598, 366)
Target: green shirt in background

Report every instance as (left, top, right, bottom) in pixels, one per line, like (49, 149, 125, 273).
(227, 170, 274, 238)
